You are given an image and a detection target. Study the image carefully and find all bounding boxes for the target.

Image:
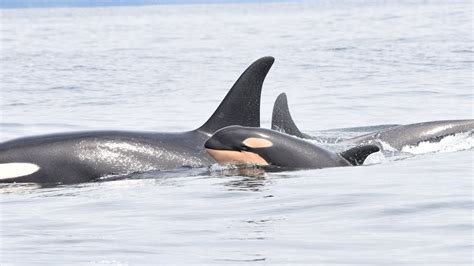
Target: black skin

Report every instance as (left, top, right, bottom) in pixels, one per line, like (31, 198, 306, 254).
(271, 93, 474, 150)
(0, 57, 275, 185)
(0, 131, 212, 184)
(205, 126, 379, 169)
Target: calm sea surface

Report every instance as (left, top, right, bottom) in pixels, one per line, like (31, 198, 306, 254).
(1, 1, 473, 264)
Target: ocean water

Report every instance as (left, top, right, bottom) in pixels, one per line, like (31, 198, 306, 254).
(0, 1, 473, 264)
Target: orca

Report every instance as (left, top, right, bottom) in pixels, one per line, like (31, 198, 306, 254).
(271, 93, 474, 150)
(205, 126, 380, 169)
(0, 57, 275, 184)
(344, 120, 474, 150)
(271, 93, 311, 139)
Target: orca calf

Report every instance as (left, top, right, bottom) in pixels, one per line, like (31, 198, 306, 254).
(0, 57, 274, 184)
(205, 126, 379, 169)
(271, 93, 474, 150)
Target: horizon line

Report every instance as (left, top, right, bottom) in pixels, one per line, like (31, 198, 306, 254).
(0, 0, 288, 9)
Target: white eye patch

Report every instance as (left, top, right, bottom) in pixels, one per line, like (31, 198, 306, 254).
(243, 137, 273, 148)
(0, 163, 40, 180)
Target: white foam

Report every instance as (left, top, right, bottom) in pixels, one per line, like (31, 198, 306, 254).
(0, 163, 40, 180)
(402, 131, 474, 154)
(377, 140, 398, 152)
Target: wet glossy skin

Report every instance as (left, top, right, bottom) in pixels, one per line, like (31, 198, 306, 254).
(205, 126, 357, 169)
(0, 57, 274, 184)
(271, 93, 474, 150)
(343, 120, 474, 149)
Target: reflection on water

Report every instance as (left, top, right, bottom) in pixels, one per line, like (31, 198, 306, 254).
(0, 183, 41, 194)
(0, 1, 472, 264)
(222, 175, 268, 192)
(210, 165, 268, 191)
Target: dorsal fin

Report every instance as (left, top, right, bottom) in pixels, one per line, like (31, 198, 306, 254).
(339, 145, 380, 166)
(271, 93, 306, 138)
(198, 56, 274, 134)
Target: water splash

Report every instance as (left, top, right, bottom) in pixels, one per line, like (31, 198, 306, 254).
(402, 131, 474, 154)
(0, 183, 41, 194)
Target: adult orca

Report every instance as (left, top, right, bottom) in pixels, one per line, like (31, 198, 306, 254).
(343, 120, 474, 150)
(271, 93, 474, 150)
(0, 57, 274, 185)
(205, 126, 380, 169)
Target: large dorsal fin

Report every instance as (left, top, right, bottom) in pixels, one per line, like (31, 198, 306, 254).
(339, 145, 380, 166)
(271, 93, 307, 138)
(198, 56, 274, 134)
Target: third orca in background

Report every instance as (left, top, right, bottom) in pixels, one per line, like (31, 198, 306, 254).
(205, 126, 380, 169)
(271, 93, 474, 150)
(0, 57, 274, 185)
